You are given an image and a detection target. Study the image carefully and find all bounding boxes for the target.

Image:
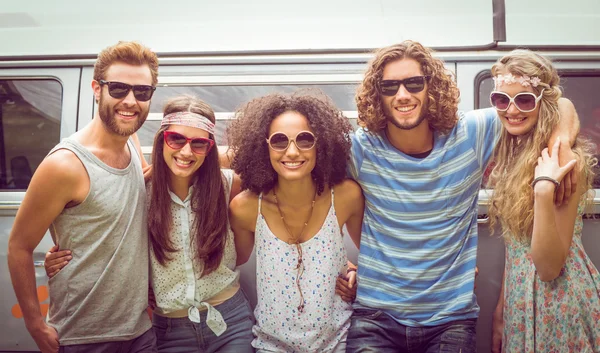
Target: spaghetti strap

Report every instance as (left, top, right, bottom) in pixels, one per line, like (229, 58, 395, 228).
(258, 192, 263, 213)
(330, 187, 335, 204)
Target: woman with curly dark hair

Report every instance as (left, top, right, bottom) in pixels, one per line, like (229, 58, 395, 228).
(228, 90, 364, 353)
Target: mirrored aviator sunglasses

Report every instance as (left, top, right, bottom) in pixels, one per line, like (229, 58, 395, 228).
(99, 80, 156, 102)
(489, 90, 544, 113)
(266, 131, 317, 151)
(163, 131, 214, 155)
(380, 75, 430, 96)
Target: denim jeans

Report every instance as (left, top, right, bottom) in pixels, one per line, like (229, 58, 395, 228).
(153, 289, 255, 353)
(59, 328, 157, 353)
(346, 308, 476, 353)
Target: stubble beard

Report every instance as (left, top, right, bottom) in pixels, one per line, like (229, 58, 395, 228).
(98, 95, 148, 137)
(386, 109, 427, 130)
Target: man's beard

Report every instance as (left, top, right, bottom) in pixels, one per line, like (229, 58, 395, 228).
(98, 95, 148, 136)
(386, 111, 427, 130)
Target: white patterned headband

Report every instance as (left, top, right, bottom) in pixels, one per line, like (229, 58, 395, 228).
(161, 112, 215, 135)
(493, 73, 543, 89)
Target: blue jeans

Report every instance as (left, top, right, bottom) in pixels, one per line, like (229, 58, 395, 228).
(346, 308, 476, 353)
(153, 289, 255, 353)
(59, 328, 157, 353)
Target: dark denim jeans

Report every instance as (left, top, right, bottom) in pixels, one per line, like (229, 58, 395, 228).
(153, 289, 255, 353)
(59, 328, 157, 353)
(346, 308, 476, 353)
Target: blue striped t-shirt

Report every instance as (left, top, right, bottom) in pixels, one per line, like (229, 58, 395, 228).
(349, 108, 501, 326)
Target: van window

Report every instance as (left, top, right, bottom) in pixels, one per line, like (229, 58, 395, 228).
(0, 79, 62, 190)
(138, 83, 358, 148)
(477, 72, 600, 188)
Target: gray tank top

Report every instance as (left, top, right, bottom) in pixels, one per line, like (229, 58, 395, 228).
(46, 138, 151, 345)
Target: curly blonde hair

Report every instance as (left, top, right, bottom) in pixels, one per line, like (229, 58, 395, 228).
(487, 50, 597, 243)
(356, 40, 460, 134)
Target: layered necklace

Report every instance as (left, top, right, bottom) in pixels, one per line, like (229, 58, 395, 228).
(272, 187, 317, 313)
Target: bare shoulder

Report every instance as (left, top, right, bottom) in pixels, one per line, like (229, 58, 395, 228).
(229, 190, 260, 224)
(31, 149, 89, 204)
(40, 149, 87, 184)
(333, 179, 364, 203)
(557, 97, 575, 111)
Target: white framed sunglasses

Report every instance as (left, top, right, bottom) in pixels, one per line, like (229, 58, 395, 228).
(266, 131, 317, 151)
(489, 89, 545, 113)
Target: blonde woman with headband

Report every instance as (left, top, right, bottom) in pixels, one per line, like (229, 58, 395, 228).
(45, 96, 255, 353)
(488, 50, 600, 353)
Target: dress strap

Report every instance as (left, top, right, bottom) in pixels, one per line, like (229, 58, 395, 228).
(330, 187, 335, 204)
(258, 192, 263, 213)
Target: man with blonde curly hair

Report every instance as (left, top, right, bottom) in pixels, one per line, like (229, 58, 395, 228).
(345, 40, 579, 353)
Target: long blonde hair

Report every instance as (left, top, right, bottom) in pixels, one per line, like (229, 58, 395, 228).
(487, 50, 597, 242)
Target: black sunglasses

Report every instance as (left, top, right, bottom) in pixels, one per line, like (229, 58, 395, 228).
(380, 75, 430, 96)
(99, 80, 156, 102)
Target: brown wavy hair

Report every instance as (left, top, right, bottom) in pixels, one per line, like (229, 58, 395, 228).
(148, 96, 229, 276)
(93, 41, 159, 86)
(487, 50, 597, 242)
(227, 90, 353, 195)
(356, 40, 460, 134)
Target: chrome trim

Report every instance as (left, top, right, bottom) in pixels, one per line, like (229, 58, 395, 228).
(3, 51, 600, 68)
(0, 201, 21, 210)
(158, 74, 364, 85)
(146, 110, 359, 122)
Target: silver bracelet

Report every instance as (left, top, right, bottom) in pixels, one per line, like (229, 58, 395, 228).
(530, 176, 560, 189)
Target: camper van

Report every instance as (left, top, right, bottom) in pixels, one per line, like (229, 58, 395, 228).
(1, 1, 599, 352)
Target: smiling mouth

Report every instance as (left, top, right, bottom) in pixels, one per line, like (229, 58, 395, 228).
(117, 110, 138, 118)
(174, 157, 193, 166)
(395, 105, 417, 113)
(282, 161, 305, 168)
(506, 116, 526, 124)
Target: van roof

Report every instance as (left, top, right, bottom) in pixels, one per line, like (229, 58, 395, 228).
(1, 0, 599, 58)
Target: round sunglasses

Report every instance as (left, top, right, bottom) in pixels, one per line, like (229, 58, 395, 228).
(266, 131, 317, 151)
(99, 80, 156, 102)
(380, 75, 430, 96)
(489, 89, 545, 113)
(163, 131, 214, 155)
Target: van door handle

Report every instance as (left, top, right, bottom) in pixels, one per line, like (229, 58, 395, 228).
(477, 215, 489, 224)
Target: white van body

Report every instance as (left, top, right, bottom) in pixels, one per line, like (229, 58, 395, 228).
(1, 1, 599, 352)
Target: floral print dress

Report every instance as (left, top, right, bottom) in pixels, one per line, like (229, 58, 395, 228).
(502, 204, 600, 352)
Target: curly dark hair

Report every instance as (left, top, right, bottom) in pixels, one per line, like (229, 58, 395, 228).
(356, 40, 460, 134)
(228, 90, 353, 195)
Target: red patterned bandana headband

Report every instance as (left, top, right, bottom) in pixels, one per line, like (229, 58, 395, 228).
(161, 112, 215, 135)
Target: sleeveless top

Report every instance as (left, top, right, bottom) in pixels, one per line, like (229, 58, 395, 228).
(46, 138, 151, 345)
(252, 189, 353, 353)
(150, 169, 240, 336)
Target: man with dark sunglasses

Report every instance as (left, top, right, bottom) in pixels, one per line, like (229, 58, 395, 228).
(344, 40, 580, 353)
(8, 41, 158, 353)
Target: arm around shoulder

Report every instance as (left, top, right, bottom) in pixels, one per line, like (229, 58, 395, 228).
(335, 179, 364, 248)
(555, 98, 580, 146)
(229, 190, 259, 266)
(229, 173, 242, 201)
